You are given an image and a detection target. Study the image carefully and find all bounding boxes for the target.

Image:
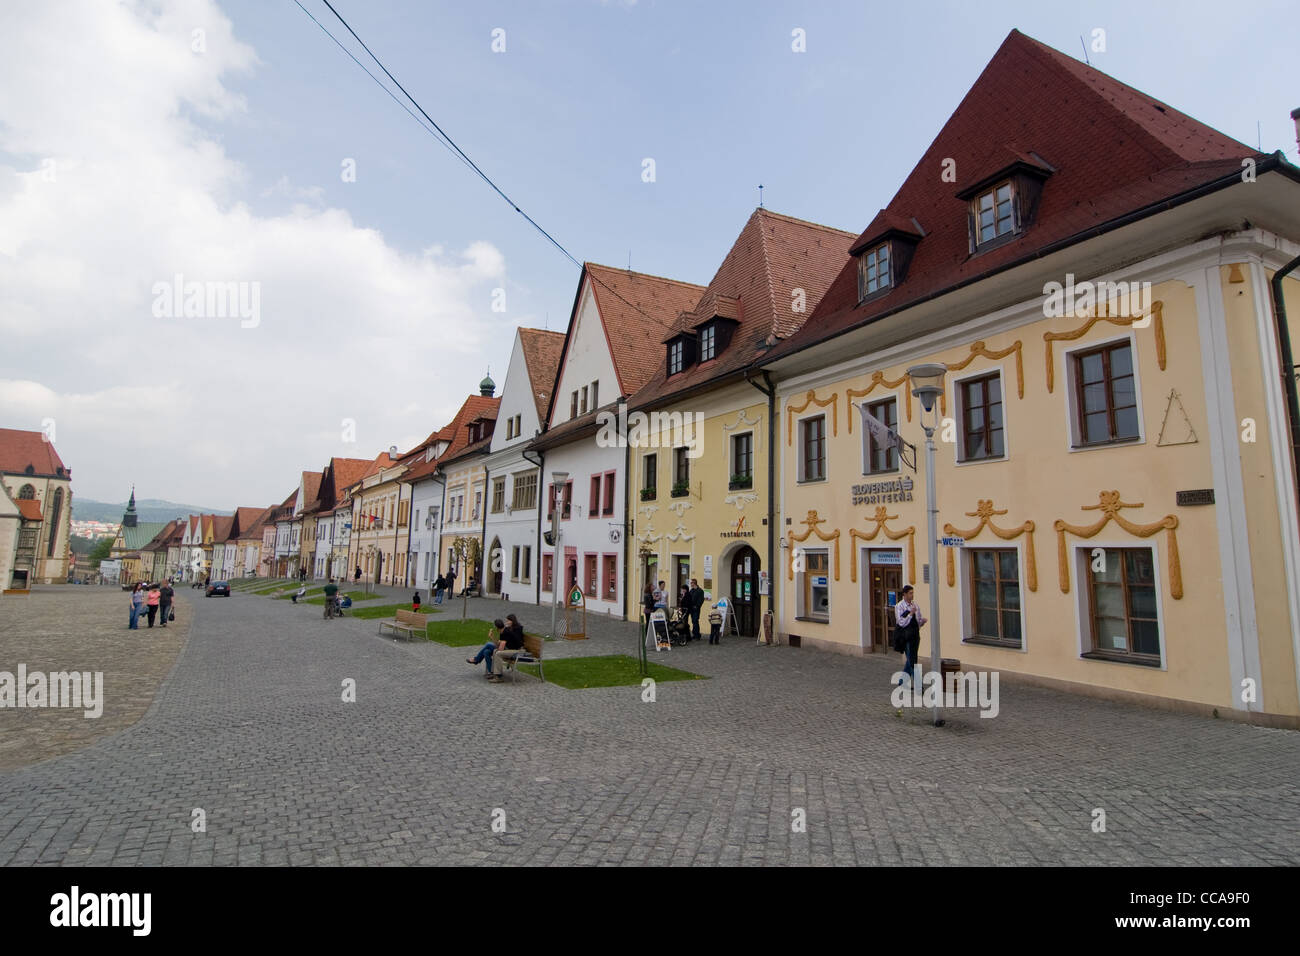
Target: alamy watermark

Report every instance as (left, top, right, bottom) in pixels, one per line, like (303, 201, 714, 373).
(0, 665, 103, 718)
(151, 273, 261, 328)
(595, 402, 704, 457)
(891, 668, 1000, 718)
(1042, 273, 1151, 323)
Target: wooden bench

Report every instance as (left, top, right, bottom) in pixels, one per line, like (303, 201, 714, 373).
(378, 609, 427, 641)
(498, 633, 545, 683)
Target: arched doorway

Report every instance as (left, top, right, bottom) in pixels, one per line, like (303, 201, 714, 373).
(729, 546, 760, 637)
(487, 538, 503, 595)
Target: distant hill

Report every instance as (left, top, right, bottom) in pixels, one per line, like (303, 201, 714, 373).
(73, 498, 232, 524)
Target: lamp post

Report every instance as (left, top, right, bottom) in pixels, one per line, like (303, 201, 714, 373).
(908, 363, 947, 727)
(548, 470, 568, 641)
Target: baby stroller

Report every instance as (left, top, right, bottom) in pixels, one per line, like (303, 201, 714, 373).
(668, 607, 692, 646)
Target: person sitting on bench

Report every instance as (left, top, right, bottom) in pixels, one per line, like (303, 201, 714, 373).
(290, 584, 307, 603)
(493, 614, 527, 677)
(467, 619, 508, 681)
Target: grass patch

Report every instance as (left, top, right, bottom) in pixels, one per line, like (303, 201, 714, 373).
(303, 590, 381, 606)
(517, 654, 706, 689)
(346, 603, 439, 621)
(426, 618, 502, 648)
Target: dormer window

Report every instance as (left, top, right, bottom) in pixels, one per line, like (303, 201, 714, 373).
(857, 243, 891, 300)
(974, 180, 1016, 246)
(668, 340, 684, 375)
(699, 323, 716, 362)
(958, 154, 1052, 255)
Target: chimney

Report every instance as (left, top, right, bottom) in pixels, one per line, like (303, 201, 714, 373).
(1292, 107, 1300, 156)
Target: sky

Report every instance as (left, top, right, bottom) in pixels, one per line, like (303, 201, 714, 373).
(2, 0, 1296, 509)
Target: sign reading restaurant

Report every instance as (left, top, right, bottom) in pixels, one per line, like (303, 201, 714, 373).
(851, 477, 915, 506)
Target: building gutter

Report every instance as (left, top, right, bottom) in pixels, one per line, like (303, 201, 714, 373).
(1269, 251, 1300, 516)
(766, 154, 1300, 370)
(746, 369, 778, 626)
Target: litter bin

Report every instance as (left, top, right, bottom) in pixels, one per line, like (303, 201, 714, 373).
(940, 658, 961, 684)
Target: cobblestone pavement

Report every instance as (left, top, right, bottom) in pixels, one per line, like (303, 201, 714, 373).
(0, 585, 1297, 865)
(0, 587, 186, 771)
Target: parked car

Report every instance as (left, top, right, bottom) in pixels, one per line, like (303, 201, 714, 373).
(206, 581, 231, 597)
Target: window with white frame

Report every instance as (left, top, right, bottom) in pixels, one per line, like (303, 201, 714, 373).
(857, 242, 891, 299)
(797, 549, 830, 622)
(1068, 341, 1140, 447)
(957, 372, 1005, 461)
(1083, 546, 1160, 665)
(862, 397, 898, 474)
(799, 415, 826, 482)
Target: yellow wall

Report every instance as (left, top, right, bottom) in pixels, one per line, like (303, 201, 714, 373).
(626, 385, 772, 632)
(1222, 265, 1300, 717)
(777, 277, 1279, 712)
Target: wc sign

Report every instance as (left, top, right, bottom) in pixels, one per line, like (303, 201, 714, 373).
(940, 536, 965, 548)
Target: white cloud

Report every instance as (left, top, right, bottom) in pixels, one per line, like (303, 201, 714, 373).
(0, 0, 508, 506)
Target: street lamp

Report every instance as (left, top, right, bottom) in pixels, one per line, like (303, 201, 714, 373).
(548, 470, 569, 641)
(908, 362, 947, 727)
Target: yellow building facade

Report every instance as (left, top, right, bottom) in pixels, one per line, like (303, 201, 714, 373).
(772, 248, 1300, 726)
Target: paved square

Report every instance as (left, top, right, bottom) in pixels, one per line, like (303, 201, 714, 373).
(1, 586, 1297, 865)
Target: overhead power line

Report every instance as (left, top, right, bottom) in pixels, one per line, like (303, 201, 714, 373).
(292, 0, 691, 349)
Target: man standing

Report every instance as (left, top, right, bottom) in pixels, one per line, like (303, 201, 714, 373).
(159, 579, 174, 628)
(322, 577, 340, 619)
(654, 580, 667, 612)
(687, 578, 705, 641)
(445, 566, 457, 598)
(354, 565, 362, 584)
(894, 584, 927, 687)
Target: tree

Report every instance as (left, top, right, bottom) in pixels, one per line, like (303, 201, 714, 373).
(88, 536, 113, 569)
(450, 535, 482, 620)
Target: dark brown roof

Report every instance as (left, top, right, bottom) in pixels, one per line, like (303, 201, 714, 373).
(0, 428, 69, 478)
(402, 395, 502, 483)
(627, 208, 855, 411)
(769, 29, 1264, 361)
(518, 327, 565, 423)
(580, 263, 706, 398)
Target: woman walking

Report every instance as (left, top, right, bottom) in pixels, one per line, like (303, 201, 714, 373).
(128, 583, 144, 630)
(145, 583, 161, 627)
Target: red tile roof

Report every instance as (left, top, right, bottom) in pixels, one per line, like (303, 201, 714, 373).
(581, 263, 706, 398)
(402, 394, 502, 483)
(769, 29, 1264, 360)
(16, 499, 42, 521)
(627, 208, 855, 410)
(0, 428, 68, 478)
(518, 327, 565, 423)
(211, 515, 234, 543)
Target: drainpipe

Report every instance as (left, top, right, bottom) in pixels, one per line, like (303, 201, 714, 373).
(523, 444, 545, 606)
(481, 459, 490, 593)
(746, 370, 778, 626)
(622, 425, 631, 621)
(1269, 250, 1300, 516)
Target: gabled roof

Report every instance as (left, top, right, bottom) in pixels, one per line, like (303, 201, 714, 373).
(0, 428, 69, 478)
(518, 327, 565, 423)
(142, 519, 182, 553)
(402, 395, 501, 484)
(627, 208, 855, 411)
(230, 506, 269, 540)
(769, 29, 1265, 359)
(572, 263, 706, 401)
(211, 515, 234, 543)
